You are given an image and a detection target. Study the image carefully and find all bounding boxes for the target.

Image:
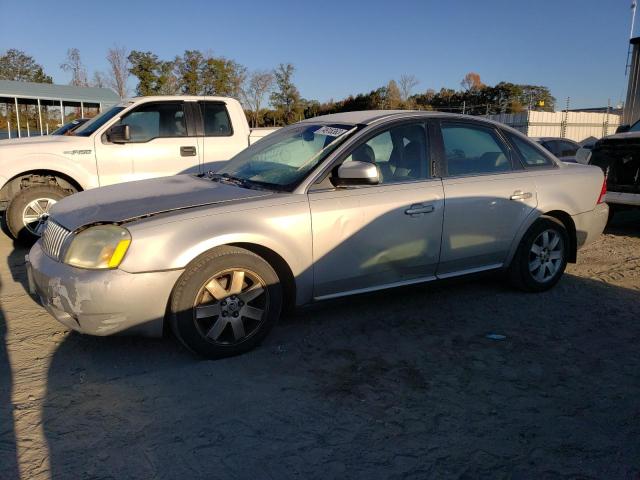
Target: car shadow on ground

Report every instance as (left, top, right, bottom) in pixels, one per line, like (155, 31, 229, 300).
(606, 209, 640, 237)
(36, 270, 640, 479)
(0, 281, 19, 479)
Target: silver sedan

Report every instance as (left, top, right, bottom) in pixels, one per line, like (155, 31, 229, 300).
(27, 111, 609, 358)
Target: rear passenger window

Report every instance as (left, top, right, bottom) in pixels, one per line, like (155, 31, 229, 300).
(200, 102, 232, 136)
(511, 135, 553, 167)
(442, 124, 511, 176)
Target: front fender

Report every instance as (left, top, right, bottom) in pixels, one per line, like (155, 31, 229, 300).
(0, 152, 97, 191)
(119, 198, 314, 305)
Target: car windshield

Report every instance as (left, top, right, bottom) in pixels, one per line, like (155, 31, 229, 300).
(73, 106, 126, 136)
(630, 120, 640, 132)
(51, 119, 85, 135)
(217, 123, 356, 189)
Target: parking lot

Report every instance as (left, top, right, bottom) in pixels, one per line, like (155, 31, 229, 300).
(0, 212, 638, 479)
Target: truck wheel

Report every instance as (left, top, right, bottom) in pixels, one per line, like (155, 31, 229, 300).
(508, 217, 569, 292)
(5, 185, 69, 243)
(170, 246, 283, 359)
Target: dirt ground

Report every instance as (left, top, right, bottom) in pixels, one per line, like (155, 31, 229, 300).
(1, 212, 639, 480)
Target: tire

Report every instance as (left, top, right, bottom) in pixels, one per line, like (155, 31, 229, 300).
(170, 246, 283, 359)
(5, 185, 70, 244)
(508, 217, 569, 292)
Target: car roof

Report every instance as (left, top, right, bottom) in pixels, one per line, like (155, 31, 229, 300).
(531, 136, 579, 143)
(300, 110, 509, 129)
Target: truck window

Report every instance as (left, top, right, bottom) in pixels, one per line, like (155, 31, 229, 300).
(118, 103, 187, 142)
(200, 102, 232, 136)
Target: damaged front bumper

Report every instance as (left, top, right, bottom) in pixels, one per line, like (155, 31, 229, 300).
(27, 241, 183, 337)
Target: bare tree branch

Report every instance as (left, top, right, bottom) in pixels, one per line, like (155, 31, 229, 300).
(106, 45, 130, 98)
(242, 70, 274, 127)
(60, 48, 88, 87)
(92, 71, 107, 88)
(398, 74, 419, 101)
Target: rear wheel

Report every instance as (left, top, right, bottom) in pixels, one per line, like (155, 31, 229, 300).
(5, 185, 69, 244)
(509, 217, 568, 292)
(170, 246, 282, 359)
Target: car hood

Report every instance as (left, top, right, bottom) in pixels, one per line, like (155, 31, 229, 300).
(49, 174, 273, 231)
(0, 135, 84, 147)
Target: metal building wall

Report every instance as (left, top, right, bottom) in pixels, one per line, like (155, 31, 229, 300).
(623, 37, 640, 126)
(486, 111, 621, 142)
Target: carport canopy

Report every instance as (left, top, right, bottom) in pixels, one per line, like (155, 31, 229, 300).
(0, 79, 121, 138)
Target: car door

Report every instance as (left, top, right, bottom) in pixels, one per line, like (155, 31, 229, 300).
(308, 121, 444, 299)
(436, 121, 538, 276)
(94, 101, 200, 185)
(197, 101, 248, 172)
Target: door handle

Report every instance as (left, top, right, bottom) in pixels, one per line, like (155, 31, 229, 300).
(510, 191, 533, 201)
(405, 204, 435, 216)
(180, 146, 197, 157)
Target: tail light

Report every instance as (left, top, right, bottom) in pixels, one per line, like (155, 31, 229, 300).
(597, 177, 607, 204)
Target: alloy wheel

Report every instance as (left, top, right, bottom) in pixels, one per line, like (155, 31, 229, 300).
(22, 198, 56, 236)
(193, 268, 268, 345)
(529, 229, 564, 283)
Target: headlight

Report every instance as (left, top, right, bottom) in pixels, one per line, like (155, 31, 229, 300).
(64, 225, 131, 269)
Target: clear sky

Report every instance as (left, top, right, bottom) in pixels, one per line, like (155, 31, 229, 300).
(0, 0, 634, 109)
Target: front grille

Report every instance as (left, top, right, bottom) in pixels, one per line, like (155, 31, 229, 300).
(41, 220, 72, 260)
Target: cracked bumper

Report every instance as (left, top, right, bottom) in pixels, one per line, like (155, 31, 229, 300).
(27, 241, 183, 337)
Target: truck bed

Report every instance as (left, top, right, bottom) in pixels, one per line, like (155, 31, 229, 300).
(590, 137, 640, 200)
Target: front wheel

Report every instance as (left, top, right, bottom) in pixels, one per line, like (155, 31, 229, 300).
(170, 246, 283, 359)
(508, 217, 569, 292)
(5, 185, 70, 244)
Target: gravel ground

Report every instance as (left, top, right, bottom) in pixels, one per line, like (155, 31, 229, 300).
(1, 212, 639, 480)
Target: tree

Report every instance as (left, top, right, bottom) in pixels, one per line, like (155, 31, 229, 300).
(398, 74, 419, 101)
(156, 60, 179, 95)
(128, 51, 177, 95)
(201, 56, 246, 97)
(128, 51, 158, 95)
(175, 50, 204, 95)
(270, 63, 302, 125)
(241, 70, 274, 127)
(0, 49, 52, 83)
(385, 80, 402, 109)
(92, 71, 107, 88)
(461, 72, 484, 92)
(60, 48, 88, 87)
(106, 45, 130, 98)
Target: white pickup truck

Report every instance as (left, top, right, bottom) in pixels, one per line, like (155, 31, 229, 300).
(0, 95, 277, 241)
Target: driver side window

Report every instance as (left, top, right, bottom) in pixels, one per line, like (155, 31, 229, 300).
(117, 102, 187, 142)
(342, 123, 429, 184)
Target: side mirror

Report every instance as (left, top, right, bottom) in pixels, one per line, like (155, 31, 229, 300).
(575, 147, 592, 165)
(334, 160, 380, 186)
(108, 124, 130, 143)
(615, 124, 631, 134)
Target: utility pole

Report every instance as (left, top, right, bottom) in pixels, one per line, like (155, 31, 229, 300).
(604, 98, 611, 136)
(561, 97, 570, 138)
(627, 1, 638, 75)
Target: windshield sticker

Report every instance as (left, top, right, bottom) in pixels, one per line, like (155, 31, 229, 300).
(314, 126, 349, 137)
